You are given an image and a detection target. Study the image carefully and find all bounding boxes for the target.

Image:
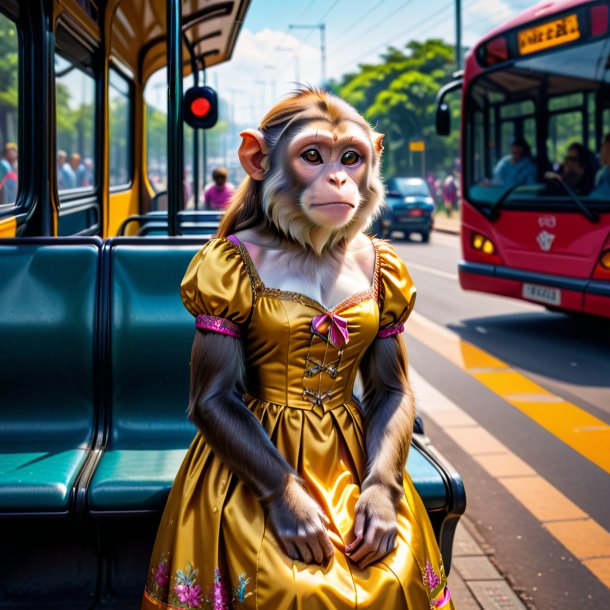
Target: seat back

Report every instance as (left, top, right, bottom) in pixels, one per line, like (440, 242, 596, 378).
(0, 238, 101, 445)
(106, 239, 203, 448)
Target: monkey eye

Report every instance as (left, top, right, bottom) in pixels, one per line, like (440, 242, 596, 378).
(301, 149, 323, 164)
(341, 151, 361, 166)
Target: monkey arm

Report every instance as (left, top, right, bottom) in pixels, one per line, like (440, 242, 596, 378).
(345, 334, 415, 568)
(188, 330, 333, 564)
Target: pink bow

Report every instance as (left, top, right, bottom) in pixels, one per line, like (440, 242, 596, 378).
(312, 313, 349, 348)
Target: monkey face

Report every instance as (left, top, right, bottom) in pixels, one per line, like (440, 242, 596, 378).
(289, 123, 370, 231)
(235, 89, 385, 254)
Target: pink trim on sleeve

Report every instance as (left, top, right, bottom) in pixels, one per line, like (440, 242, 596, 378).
(377, 323, 404, 339)
(195, 314, 241, 339)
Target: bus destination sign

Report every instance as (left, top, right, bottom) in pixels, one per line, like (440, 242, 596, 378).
(518, 14, 580, 55)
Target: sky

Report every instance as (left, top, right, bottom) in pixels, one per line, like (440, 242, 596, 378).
(202, 0, 535, 124)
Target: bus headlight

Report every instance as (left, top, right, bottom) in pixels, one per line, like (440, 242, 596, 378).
(471, 232, 496, 255)
(600, 250, 610, 270)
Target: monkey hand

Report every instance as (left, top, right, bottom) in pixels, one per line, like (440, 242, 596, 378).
(345, 484, 399, 569)
(266, 476, 334, 565)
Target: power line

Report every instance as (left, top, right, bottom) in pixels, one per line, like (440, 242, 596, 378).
(331, 0, 416, 57)
(331, 0, 390, 45)
(330, 0, 456, 73)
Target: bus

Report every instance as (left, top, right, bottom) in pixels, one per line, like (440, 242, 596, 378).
(437, 0, 610, 318)
(0, 1, 465, 607)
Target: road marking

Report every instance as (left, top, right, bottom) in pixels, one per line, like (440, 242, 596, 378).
(406, 311, 610, 475)
(409, 368, 610, 589)
(406, 262, 459, 281)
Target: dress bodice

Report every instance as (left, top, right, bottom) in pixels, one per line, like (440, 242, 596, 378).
(180, 237, 416, 414)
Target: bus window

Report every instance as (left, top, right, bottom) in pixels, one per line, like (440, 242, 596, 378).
(109, 68, 131, 188)
(55, 55, 96, 193)
(144, 72, 167, 196)
(547, 111, 584, 169)
(0, 13, 18, 207)
(466, 35, 610, 206)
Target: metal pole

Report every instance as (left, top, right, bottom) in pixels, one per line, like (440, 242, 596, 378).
(288, 24, 326, 87)
(167, 0, 183, 236)
(320, 24, 326, 86)
(455, 0, 462, 70)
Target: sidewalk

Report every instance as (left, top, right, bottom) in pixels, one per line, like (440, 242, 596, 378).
(433, 213, 460, 235)
(449, 517, 531, 609)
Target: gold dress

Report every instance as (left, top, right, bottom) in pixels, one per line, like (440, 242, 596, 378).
(141, 237, 453, 610)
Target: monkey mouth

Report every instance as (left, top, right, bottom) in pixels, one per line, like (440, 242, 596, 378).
(310, 202, 355, 208)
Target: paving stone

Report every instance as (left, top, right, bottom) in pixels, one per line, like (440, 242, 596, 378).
(467, 580, 529, 609)
(448, 570, 481, 609)
(454, 556, 503, 581)
(454, 522, 485, 557)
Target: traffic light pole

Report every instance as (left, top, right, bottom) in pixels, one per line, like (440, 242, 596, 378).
(167, 0, 183, 236)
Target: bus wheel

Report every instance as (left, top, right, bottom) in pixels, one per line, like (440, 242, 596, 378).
(421, 231, 430, 243)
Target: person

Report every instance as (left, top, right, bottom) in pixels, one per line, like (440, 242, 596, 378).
(71, 153, 88, 187)
(203, 166, 234, 210)
(591, 133, 610, 198)
(544, 142, 598, 196)
(442, 172, 457, 217)
(57, 150, 76, 190)
(491, 137, 537, 187)
(141, 88, 453, 610)
(0, 142, 18, 204)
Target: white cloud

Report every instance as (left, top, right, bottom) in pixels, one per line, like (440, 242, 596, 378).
(467, 0, 514, 25)
(211, 28, 321, 125)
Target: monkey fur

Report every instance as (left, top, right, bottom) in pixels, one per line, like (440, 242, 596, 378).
(188, 87, 415, 568)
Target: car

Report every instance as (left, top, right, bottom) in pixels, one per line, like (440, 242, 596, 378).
(374, 177, 435, 242)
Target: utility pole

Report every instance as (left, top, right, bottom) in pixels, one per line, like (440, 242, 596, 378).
(288, 24, 326, 86)
(277, 46, 301, 83)
(456, 0, 462, 70)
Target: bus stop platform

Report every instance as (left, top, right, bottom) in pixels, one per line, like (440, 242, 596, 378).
(433, 213, 460, 235)
(449, 518, 530, 609)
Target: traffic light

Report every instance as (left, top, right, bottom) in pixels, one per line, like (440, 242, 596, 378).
(184, 86, 218, 129)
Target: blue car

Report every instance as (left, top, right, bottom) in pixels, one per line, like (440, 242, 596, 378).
(374, 177, 435, 242)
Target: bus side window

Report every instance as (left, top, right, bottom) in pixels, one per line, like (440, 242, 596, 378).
(0, 13, 19, 207)
(109, 68, 132, 189)
(144, 71, 168, 200)
(55, 55, 96, 194)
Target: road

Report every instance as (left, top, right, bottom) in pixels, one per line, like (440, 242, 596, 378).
(393, 230, 610, 609)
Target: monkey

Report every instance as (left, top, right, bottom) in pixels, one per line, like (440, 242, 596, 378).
(142, 87, 452, 610)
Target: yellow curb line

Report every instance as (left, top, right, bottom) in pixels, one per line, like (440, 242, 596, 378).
(409, 367, 610, 590)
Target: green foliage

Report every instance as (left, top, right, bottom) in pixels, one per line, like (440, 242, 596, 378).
(333, 39, 461, 178)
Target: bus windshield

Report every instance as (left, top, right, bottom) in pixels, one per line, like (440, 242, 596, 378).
(466, 36, 610, 211)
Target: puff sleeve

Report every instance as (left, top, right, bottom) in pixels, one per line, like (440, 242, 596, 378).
(376, 241, 416, 337)
(180, 238, 253, 334)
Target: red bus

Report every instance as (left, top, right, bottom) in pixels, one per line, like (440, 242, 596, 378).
(437, 0, 610, 317)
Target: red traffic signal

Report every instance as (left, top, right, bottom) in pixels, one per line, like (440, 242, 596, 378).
(184, 86, 218, 129)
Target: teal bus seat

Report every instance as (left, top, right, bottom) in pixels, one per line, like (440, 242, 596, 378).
(87, 239, 203, 512)
(0, 238, 102, 514)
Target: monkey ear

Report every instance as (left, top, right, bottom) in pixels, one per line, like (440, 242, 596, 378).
(238, 129, 269, 181)
(372, 132, 385, 156)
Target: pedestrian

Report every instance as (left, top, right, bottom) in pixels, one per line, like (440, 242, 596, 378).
(442, 173, 457, 217)
(203, 167, 234, 210)
(0, 142, 18, 204)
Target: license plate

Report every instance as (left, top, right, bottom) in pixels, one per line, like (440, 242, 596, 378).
(409, 209, 424, 216)
(522, 283, 561, 306)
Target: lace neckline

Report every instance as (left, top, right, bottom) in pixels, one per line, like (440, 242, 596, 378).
(227, 235, 380, 314)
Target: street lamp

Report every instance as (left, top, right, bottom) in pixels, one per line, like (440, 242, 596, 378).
(288, 23, 326, 86)
(276, 46, 301, 83)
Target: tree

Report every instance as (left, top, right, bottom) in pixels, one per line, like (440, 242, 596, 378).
(0, 15, 18, 148)
(333, 39, 461, 178)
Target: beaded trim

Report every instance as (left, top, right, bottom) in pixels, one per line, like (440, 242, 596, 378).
(195, 314, 241, 339)
(377, 323, 405, 338)
(226, 235, 380, 314)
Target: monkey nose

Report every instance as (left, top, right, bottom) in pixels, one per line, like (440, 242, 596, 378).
(329, 171, 348, 187)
